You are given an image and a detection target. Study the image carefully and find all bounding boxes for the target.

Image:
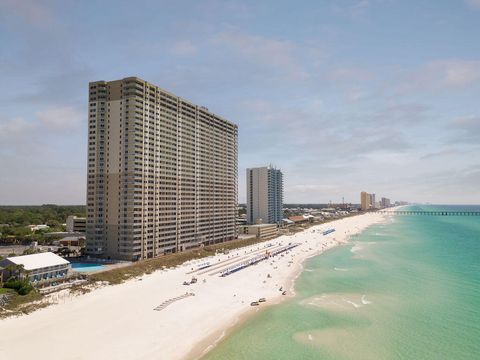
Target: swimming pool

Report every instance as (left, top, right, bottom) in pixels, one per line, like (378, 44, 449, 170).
(70, 263, 106, 273)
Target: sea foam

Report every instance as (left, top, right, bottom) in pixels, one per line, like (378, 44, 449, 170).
(361, 295, 372, 305)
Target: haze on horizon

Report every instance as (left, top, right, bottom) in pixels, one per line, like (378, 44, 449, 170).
(0, 0, 479, 205)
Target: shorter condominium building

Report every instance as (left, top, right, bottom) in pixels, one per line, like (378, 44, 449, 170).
(66, 216, 86, 233)
(246, 166, 283, 225)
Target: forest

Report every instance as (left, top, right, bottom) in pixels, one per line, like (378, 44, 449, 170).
(0, 205, 86, 245)
(0, 205, 85, 226)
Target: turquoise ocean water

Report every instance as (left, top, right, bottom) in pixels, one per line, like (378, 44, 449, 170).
(203, 205, 480, 360)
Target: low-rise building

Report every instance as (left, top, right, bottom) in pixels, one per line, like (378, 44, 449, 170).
(282, 218, 295, 227)
(59, 236, 86, 247)
(240, 224, 278, 240)
(27, 224, 50, 232)
(66, 216, 86, 233)
(236, 218, 248, 226)
(288, 215, 312, 224)
(0, 252, 70, 283)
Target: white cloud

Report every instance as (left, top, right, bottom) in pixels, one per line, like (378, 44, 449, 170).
(451, 115, 480, 129)
(0, 115, 41, 156)
(0, 106, 84, 157)
(449, 115, 480, 143)
(0, 0, 54, 26)
(0, 110, 86, 203)
(330, 67, 373, 82)
(170, 41, 197, 56)
(466, 0, 480, 9)
(442, 61, 480, 86)
(333, 0, 390, 19)
(0, 116, 34, 139)
(397, 59, 480, 93)
(36, 106, 83, 130)
(349, 0, 371, 16)
(348, 90, 369, 101)
(213, 29, 308, 80)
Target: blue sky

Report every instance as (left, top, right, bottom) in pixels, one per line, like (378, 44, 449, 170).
(1, 0, 479, 205)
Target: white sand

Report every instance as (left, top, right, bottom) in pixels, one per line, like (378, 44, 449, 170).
(0, 212, 388, 360)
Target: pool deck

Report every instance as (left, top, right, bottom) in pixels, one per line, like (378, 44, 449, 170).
(70, 262, 131, 274)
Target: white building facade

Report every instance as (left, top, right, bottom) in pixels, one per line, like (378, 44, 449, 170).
(0, 252, 70, 283)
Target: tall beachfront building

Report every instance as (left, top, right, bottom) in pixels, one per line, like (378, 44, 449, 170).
(246, 166, 283, 225)
(360, 191, 371, 211)
(86, 77, 238, 261)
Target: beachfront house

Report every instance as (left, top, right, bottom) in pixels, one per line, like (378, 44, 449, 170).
(0, 252, 70, 284)
(281, 218, 295, 227)
(288, 215, 312, 224)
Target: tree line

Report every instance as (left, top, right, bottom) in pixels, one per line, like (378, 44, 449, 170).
(0, 205, 85, 226)
(0, 205, 86, 245)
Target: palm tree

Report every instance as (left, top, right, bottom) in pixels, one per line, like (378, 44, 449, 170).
(4, 263, 25, 281)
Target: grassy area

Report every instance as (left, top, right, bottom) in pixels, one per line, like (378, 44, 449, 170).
(89, 235, 273, 285)
(0, 289, 44, 318)
(89, 214, 364, 285)
(0, 287, 14, 294)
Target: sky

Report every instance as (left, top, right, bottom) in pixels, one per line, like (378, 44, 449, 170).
(0, 0, 479, 205)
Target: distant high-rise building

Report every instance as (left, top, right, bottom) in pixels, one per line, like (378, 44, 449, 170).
(86, 77, 238, 261)
(370, 193, 376, 209)
(360, 191, 371, 211)
(246, 166, 283, 224)
(381, 197, 391, 208)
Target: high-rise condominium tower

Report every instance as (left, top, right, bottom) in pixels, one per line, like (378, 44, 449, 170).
(86, 77, 238, 261)
(370, 193, 376, 209)
(361, 191, 369, 211)
(246, 166, 283, 225)
(361, 191, 372, 211)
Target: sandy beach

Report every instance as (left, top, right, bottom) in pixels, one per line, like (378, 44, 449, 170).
(0, 212, 388, 360)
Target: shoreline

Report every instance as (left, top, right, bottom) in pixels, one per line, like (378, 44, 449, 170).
(186, 211, 391, 360)
(0, 212, 393, 360)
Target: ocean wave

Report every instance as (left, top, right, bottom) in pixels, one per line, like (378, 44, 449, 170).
(343, 298, 362, 308)
(350, 244, 362, 253)
(361, 295, 372, 305)
(334, 267, 349, 272)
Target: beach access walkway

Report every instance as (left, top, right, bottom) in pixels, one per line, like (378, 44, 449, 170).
(219, 243, 300, 277)
(196, 243, 287, 277)
(154, 292, 195, 312)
